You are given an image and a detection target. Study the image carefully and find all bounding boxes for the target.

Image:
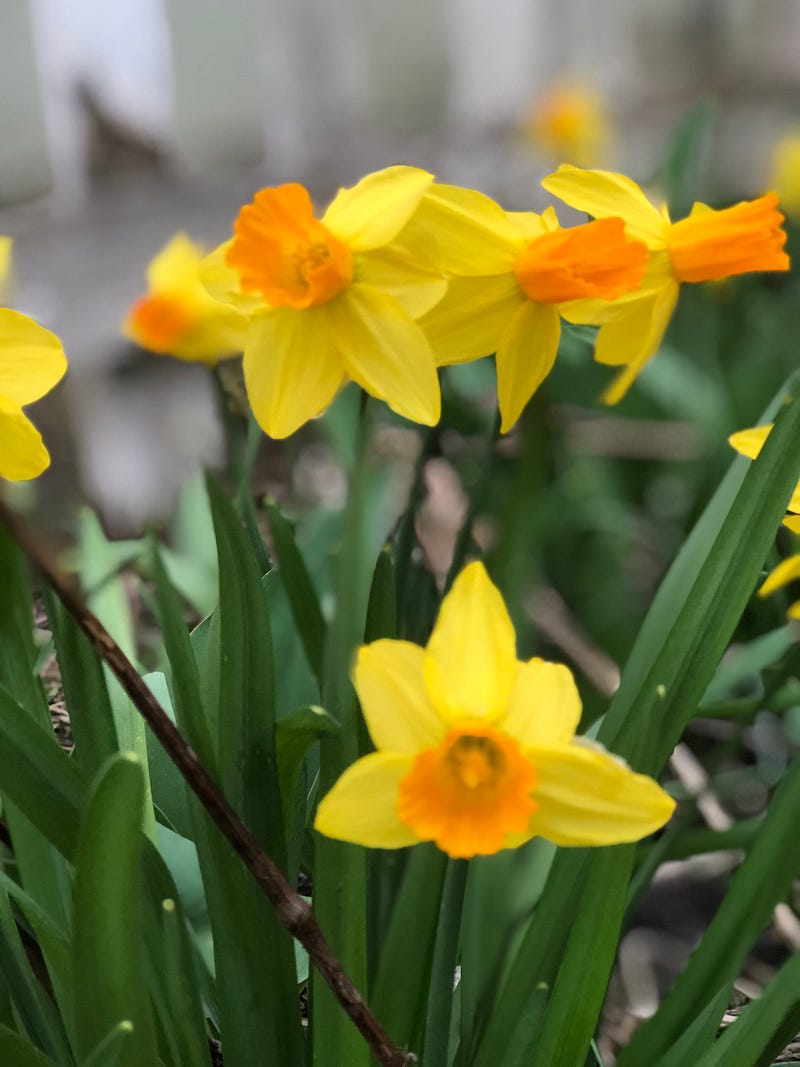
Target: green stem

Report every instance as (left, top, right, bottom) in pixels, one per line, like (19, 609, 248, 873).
(422, 859, 468, 1067)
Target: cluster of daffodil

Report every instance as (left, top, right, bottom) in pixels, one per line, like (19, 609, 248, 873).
(730, 423, 800, 619)
(125, 164, 789, 438)
(0, 162, 791, 861)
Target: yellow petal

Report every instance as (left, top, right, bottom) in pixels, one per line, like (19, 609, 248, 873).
(783, 515, 800, 533)
(729, 424, 800, 513)
(419, 274, 525, 366)
(330, 283, 440, 425)
(496, 301, 561, 433)
(541, 165, 669, 247)
(502, 658, 582, 747)
(523, 741, 675, 846)
(147, 233, 202, 290)
(314, 752, 419, 849)
(355, 246, 446, 319)
(424, 561, 518, 722)
(323, 166, 434, 252)
(0, 397, 51, 481)
(200, 240, 264, 315)
(353, 640, 445, 752)
(759, 555, 800, 598)
(0, 310, 66, 406)
(597, 283, 680, 403)
(242, 308, 344, 439)
(788, 599, 800, 621)
(507, 208, 555, 241)
(411, 184, 522, 275)
(728, 424, 771, 460)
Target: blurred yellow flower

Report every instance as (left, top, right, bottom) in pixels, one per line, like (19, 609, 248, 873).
(0, 239, 67, 481)
(124, 234, 248, 365)
(769, 132, 800, 218)
(524, 82, 610, 166)
(729, 423, 800, 618)
(416, 183, 647, 431)
(315, 561, 674, 859)
(542, 166, 790, 403)
(201, 167, 446, 439)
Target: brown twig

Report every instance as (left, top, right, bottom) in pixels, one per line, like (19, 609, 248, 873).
(0, 500, 413, 1067)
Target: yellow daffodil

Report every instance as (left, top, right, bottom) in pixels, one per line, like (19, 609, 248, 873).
(124, 234, 248, 365)
(315, 561, 674, 859)
(201, 166, 446, 439)
(523, 82, 611, 166)
(0, 239, 67, 481)
(769, 131, 800, 218)
(542, 166, 791, 403)
(416, 184, 648, 431)
(729, 423, 800, 618)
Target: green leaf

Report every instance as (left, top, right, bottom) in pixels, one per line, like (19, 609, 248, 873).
(82, 1021, 134, 1067)
(371, 845, 448, 1050)
(266, 501, 327, 685)
(206, 476, 284, 861)
(76, 510, 154, 837)
(694, 951, 800, 1067)
(421, 859, 468, 1067)
(0, 684, 85, 859)
(654, 983, 732, 1067)
(276, 705, 339, 878)
(0, 1023, 57, 1066)
(44, 590, 119, 776)
(0, 893, 71, 1063)
(201, 478, 303, 1064)
(72, 754, 159, 1067)
(313, 401, 375, 1067)
(142, 672, 193, 839)
(364, 547, 397, 643)
(620, 757, 800, 1065)
(701, 624, 798, 706)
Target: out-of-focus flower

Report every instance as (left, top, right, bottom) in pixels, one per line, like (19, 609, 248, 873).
(524, 82, 611, 166)
(769, 132, 800, 219)
(124, 234, 248, 365)
(542, 166, 791, 403)
(416, 184, 647, 431)
(0, 239, 67, 481)
(315, 561, 674, 859)
(201, 167, 446, 439)
(729, 423, 800, 617)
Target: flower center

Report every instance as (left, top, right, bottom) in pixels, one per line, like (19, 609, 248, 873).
(667, 193, 789, 284)
(226, 183, 353, 309)
(513, 217, 647, 304)
(396, 724, 537, 858)
(126, 294, 194, 352)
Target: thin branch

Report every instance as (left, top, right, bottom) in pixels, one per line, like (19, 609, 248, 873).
(0, 500, 413, 1067)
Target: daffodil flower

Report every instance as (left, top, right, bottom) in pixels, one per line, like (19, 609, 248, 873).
(0, 239, 67, 482)
(523, 82, 611, 166)
(201, 167, 446, 439)
(415, 184, 648, 432)
(315, 561, 674, 859)
(541, 166, 790, 403)
(124, 234, 248, 365)
(730, 422, 800, 618)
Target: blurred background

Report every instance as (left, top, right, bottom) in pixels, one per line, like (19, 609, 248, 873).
(3, 0, 800, 525)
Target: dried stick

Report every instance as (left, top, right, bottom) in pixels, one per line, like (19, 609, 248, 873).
(0, 500, 413, 1067)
